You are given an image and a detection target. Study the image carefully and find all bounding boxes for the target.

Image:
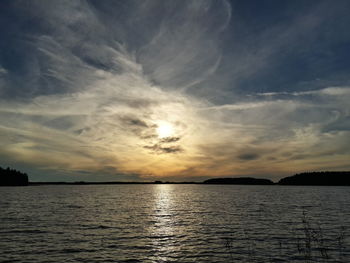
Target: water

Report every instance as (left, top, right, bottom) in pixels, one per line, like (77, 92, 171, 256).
(1, 184, 349, 262)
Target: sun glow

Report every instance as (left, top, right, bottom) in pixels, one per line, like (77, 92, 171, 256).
(156, 122, 174, 138)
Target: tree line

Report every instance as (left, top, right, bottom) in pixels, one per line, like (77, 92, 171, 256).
(0, 166, 29, 186)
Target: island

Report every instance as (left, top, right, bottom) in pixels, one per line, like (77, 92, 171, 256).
(0, 166, 29, 186)
(2, 166, 350, 187)
(203, 177, 274, 185)
(278, 171, 350, 186)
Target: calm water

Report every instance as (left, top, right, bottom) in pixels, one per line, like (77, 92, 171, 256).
(1, 184, 349, 262)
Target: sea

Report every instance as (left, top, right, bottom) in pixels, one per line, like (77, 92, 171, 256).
(1, 184, 349, 262)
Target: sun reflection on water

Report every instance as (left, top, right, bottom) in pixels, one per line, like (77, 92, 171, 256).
(150, 184, 181, 262)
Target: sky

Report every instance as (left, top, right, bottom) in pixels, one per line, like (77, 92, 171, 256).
(1, 0, 350, 182)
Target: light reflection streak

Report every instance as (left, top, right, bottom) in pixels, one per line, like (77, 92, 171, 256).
(149, 184, 181, 262)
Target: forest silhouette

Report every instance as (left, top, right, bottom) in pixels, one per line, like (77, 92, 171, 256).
(1, 166, 350, 186)
(0, 166, 28, 186)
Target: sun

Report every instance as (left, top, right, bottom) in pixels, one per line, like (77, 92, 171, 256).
(156, 122, 174, 138)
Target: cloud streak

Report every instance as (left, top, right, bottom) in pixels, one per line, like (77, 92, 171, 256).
(0, 0, 349, 181)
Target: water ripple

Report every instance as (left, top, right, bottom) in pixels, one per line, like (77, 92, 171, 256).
(0, 185, 349, 262)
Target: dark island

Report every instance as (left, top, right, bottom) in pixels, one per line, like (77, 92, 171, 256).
(2, 166, 350, 186)
(0, 166, 29, 186)
(278, 171, 350, 186)
(203, 177, 274, 185)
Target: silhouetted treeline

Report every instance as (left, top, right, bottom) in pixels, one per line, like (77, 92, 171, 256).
(2, 167, 350, 187)
(0, 167, 29, 186)
(29, 181, 198, 185)
(278, 171, 350, 186)
(203, 177, 274, 185)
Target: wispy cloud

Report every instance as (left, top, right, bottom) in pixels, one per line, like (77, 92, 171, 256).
(0, 0, 350, 181)
(255, 87, 350, 97)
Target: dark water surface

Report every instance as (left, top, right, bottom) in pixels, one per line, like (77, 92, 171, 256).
(1, 185, 349, 262)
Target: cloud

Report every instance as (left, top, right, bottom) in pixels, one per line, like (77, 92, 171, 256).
(160, 137, 181, 143)
(143, 144, 183, 154)
(0, 67, 7, 75)
(237, 153, 260, 161)
(138, 0, 231, 90)
(255, 87, 350, 97)
(0, 0, 350, 181)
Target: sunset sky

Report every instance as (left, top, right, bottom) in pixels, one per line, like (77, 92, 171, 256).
(1, 0, 350, 182)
